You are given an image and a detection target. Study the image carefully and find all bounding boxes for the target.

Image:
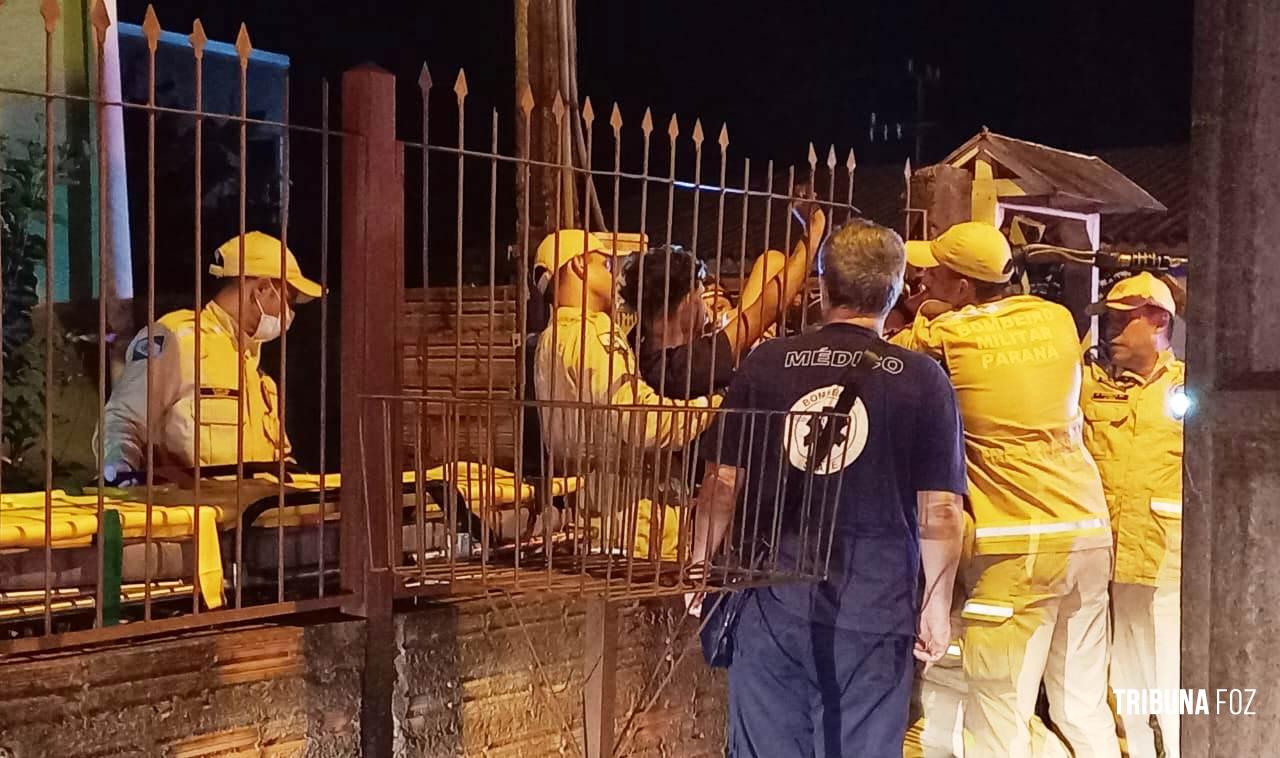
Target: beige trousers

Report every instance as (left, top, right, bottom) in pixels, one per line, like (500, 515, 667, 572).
(963, 547, 1120, 758)
(904, 641, 1071, 757)
(1110, 581, 1180, 758)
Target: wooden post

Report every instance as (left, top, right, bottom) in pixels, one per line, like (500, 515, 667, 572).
(517, 0, 564, 246)
(583, 599, 618, 758)
(339, 63, 402, 758)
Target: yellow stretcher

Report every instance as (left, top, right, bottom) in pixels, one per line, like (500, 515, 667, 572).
(0, 490, 223, 611)
(1, 464, 583, 626)
(97, 465, 580, 528)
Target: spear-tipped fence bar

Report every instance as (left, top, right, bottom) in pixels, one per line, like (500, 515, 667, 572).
(0, 0, 867, 649)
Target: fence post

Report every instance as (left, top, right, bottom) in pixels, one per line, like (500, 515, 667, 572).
(339, 63, 402, 757)
(583, 599, 618, 758)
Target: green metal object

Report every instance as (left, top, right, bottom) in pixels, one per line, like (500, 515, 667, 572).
(100, 509, 122, 626)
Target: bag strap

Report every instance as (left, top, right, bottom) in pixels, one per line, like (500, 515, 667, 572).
(806, 338, 889, 468)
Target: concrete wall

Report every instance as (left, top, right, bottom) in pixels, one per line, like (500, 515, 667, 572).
(0, 597, 727, 757)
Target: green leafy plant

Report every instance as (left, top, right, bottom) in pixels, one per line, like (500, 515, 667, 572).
(1, 120, 84, 490)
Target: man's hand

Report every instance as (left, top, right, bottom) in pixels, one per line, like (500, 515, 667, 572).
(684, 591, 705, 618)
(914, 599, 951, 671)
(916, 298, 954, 321)
(789, 183, 821, 231)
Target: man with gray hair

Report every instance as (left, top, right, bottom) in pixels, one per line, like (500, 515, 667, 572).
(692, 219, 967, 756)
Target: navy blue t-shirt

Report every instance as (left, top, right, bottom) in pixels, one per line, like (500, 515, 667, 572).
(702, 322, 966, 635)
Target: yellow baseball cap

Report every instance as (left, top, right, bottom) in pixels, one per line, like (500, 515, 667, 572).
(905, 240, 937, 269)
(1087, 271, 1176, 316)
(907, 222, 1013, 283)
(533, 229, 608, 292)
(210, 231, 323, 302)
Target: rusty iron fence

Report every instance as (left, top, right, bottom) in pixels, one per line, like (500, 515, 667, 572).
(361, 397, 851, 602)
(1, 0, 873, 654)
(0, 2, 350, 653)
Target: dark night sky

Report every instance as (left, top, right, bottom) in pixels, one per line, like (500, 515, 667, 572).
(121, 0, 1193, 164)
(111, 0, 1192, 470)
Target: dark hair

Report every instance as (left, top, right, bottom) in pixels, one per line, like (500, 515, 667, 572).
(818, 219, 905, 317)
(619, 246, 702, 329)
(972, 278, 1016, 301)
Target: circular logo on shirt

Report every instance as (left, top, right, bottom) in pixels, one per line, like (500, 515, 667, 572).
(785, 384, 869, 475)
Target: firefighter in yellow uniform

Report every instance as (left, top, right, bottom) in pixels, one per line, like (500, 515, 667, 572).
(902, 502, 1071, 757)
(891, 222, 1118, 758)
(1082, 272, 1184, 758)
(532, 230, 717, 552)
(100, 232, 322, 482)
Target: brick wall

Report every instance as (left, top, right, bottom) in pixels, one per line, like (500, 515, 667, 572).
(0, 598, 727, 757)
(0, 622, 364, 757)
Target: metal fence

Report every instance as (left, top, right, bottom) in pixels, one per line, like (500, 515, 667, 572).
(361, 396, 849, 602)
(1, 2, 347, 652)
(1, 0, 873, 652)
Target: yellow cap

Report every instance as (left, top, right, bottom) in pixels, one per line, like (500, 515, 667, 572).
(533, 229, 608, 292)
(210, 232, 323, 302)
(908, 222, 1013, 283)
(1088, 271, 1176, 316)
(905, 240, 937, 269)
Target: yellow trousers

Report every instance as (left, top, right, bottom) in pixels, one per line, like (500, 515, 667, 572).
(1110, 581, 1180, 758)
(962, 547, 1119, 758)
(904, 642, 1071, 756)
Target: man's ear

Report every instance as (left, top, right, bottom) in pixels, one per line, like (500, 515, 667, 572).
(1154, 309, 1173, 332)
(569, 256, 589, 279)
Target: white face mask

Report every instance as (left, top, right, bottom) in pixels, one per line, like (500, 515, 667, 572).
(251, 286, 293, 343)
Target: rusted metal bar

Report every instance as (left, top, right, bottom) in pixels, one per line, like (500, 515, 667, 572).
(0, 85, 341, 136)
(90, 0, 111, 628)
(481, 108, 500, 581)
(602, 103, 623, 588)
(190, 19, 207, 614)
(388, 135, 863, 214)
(733, 157, 751, 371)
(576, 97, 595, 578)
(234, 23, 252, 611)
(316, 79, 330, 598)
(513, 82, 533, 589)
(546, 91, 565, 585)
(779, 165, 796, 337)
(621, 108, 655, 593)
(0, 596, 346, 657)
(276, 71, 292, 604)
(40, 0, 59, 637)
(454, 70, 467, 397)
(704, 124, 729, 394)
(142, 4, 160, 622)
(845, 148, 857, 224)
(414, 65, 432, 584)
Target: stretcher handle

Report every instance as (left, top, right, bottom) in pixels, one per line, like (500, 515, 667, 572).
(102, 460, 305, 488)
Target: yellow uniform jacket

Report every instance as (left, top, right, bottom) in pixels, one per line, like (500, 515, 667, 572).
(891, 295, 1110, 555)
(101, 301, 290, 472)
(1082, 351, 1184, 585)
(533, 307, 716, 466)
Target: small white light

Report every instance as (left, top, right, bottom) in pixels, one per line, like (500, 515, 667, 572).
(1167, 385, 1193, 420)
